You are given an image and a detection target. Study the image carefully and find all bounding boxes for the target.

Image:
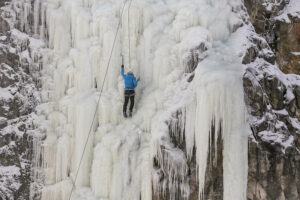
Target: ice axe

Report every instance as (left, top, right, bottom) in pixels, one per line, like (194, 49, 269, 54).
(121, 55, 124, 65)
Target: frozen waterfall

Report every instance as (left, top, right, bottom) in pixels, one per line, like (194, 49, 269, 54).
(13, 0, 249, 199)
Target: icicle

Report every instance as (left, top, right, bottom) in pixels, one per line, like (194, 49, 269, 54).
(27, 0, 249, 199)
(188, 48, 248, 200)
(34, 0, 40, 35)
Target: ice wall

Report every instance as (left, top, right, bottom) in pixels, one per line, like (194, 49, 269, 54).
(15, 0, 249, 199)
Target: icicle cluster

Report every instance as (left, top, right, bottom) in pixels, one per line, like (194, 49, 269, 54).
(11, 0, 249, 199)
(191, 46, 248, 200)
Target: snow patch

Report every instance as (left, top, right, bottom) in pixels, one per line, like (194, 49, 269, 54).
(275, 0, 300, 22)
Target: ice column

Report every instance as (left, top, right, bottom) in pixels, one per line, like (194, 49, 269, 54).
(22, 0, 250, 199)
(186, 49, 248, 200)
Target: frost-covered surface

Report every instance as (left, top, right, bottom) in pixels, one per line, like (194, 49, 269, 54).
(275, 0, 300, 22)
(0, 165, 21, 196)
(242, 8, 300, 196)
(245, 58, 300, 151)
(0, 0, 43, 198)
(243, 21, 300, 152)
(21, 0, 251, 199)
(0, 0, 298, 199)
(233, 0, 300, 152)
(0, 0, 299, 199)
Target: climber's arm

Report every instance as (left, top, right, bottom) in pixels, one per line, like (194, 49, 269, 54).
(121, 65, 125, 78)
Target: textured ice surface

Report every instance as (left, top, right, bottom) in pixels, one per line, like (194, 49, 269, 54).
(15, 0, 250, 199)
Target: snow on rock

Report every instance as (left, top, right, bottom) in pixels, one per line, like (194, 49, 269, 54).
(275, 0, 300, 22)
(0, 166, 22, 197)
(0, 87, 14, 101)
(0, 1, 44, 199)
(242, 16, 300, 153)
(291, 52, 300, 56)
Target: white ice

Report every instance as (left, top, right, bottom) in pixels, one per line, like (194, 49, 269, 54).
(12, 0, 250, 199)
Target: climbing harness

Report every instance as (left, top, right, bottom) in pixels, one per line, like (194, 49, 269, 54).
(67, 0, 133, 199)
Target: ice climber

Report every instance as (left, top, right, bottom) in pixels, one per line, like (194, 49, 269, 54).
(121, 64, 138, 118)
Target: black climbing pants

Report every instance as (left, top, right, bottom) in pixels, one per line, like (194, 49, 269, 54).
(123, 90, 135, 113)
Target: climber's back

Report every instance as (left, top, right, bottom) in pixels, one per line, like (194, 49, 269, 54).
(121, 65, 138, 90)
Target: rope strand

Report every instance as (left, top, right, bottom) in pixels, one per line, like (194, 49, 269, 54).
(128, 0, 133, 67)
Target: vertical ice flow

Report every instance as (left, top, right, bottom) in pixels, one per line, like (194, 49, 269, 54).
(18, 0, 249, 199)
(191, 45, 248, 199)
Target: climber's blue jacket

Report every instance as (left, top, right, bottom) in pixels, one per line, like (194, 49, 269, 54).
(121, 66, 138, 90)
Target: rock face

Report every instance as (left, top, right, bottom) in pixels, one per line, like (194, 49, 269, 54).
(245, 0, 300, 74)
(243, 1, 300, 199)
(244, 0, 300, 200)
(244, 64, 300, 200)
(0, 1, 41, 199)
(275, 19, 300, 74)
(247, 140, 300, 200)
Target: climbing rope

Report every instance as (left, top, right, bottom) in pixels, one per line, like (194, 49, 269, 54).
(128, 0, 133, 67)
(67, 1, 132, 199)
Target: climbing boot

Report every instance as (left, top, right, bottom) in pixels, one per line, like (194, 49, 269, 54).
(123, 112, 128, 118)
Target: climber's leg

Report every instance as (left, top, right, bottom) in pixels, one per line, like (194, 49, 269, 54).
(123, 95, 129, 117)
(129, 95, 135, 117)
